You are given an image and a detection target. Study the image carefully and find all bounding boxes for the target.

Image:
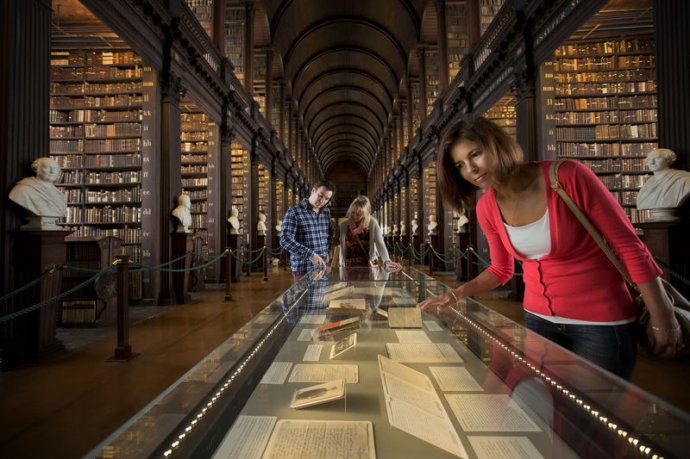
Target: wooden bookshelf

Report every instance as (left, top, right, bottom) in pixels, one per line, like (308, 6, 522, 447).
(480, 0, 505, 35)
(224, 5, 245, 83)
(425, 48, 439, 115)
(61, 236, 121, 326)
(185, 0, 213, 38)
(49, 48, 152, 300)
(482, 95, 517, 139)
(422, 161, 437, 241)
(231, 141, 250, 235)
(446, 1, 470, 82)
(180, 109, 213, 276)
(542, 37, 657, 224)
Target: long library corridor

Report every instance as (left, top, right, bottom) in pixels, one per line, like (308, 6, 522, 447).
(2, 0, 690, 458)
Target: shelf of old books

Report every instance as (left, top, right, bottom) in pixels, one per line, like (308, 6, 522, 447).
(257, 162, 271, 230)
(482, 95, 516, 139)
(409, 177, 420, 236)
(480, 0, 506, 35)
(446, 1, 469, 83)
(541, 35, 657, 224)
(231, 140, 250, 236)
(422, 161, 437, 240)
(425, 48, 439, 115)
(224, 5, 245, 84)
(180, 107, 219, 277)
(49, 48, 154, 300)
(92, 267, 690, 459)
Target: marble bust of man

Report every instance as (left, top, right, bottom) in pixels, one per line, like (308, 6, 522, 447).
(399, 221, 406, 236)
(427, 214, 438, 236)
(171, 193, 193, 233)
(9, 157, 67, 230)
(227, 206, 241, 235)
(257, 211, 268, 236)
(637, 148, 690, 221)
(411, 216, 419, 236)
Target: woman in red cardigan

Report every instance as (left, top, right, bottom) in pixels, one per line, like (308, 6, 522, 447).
(418, 116, 682, 379)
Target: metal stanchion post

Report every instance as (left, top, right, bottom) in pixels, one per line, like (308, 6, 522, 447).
(466, 245, 475, 281)
(225, 248, 233, 301)
(108, 255, 138, 361)
(428, 242, 434, 277)
(263, 246, 268, 281)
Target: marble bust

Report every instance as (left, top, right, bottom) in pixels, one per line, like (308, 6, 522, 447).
(257, 211, 268, 236)
(411, 216, 419, 236)
(391, 224, 398, 236)
(454, 209, 469, 233)
(399, 221, 406, 236)
(636, 148, 690, 221)
(275, 218, 283, 233)
(9, 157, 67, 230)
(227, 206, 241, 235)
(427, 214, 438, 236)
(171, 193, 192, 233)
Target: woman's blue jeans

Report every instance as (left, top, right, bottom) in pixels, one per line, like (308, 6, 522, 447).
(524, 312, 637, 380)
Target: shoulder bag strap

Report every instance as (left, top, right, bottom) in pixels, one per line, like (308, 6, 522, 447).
(549, 161, 634, 285)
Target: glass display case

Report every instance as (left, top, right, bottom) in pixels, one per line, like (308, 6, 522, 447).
(89, 268, 690, 459)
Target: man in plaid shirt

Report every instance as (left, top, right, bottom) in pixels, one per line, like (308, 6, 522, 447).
(280, 180, 336, 281)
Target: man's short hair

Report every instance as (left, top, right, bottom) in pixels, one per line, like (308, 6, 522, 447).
(313, 179, 336, 194)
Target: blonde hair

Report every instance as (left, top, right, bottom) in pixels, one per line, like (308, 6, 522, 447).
(346, 195, 372, 229)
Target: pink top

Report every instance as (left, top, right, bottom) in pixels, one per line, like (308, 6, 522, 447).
(477, 160, 661, 322)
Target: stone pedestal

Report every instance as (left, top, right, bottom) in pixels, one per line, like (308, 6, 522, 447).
(638, 221, 690, 297)
(171, 233, 194, 303)
(228, 233, 239, 282)
(11, 231, 72, 363)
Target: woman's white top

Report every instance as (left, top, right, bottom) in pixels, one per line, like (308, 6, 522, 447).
(503, 210, 551, 260)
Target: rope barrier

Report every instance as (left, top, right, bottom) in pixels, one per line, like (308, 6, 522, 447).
(0, 266, 111, 324)
(0, 265, 59, 305)
(239, 246, 266, 265)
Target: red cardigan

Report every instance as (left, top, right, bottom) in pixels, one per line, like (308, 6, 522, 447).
(477, 160, 661, 322)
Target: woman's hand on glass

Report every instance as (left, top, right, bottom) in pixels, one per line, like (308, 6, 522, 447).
(417, 290, 461, 314)
(383, 260, 402, 272)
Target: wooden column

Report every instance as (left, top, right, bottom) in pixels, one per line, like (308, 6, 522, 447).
(157, 72, 183, 305)
(265, 49, 274, 122)
(1, 0, 51, 303)
(212, 0, 226, 51)
(436, 0, 449, 93)
(655, 0, 690, 168)
(417, 47, 428, 122)
(243, 0, 256, 94)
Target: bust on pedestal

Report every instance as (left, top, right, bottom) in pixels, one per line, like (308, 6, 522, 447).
(427, 214, 438, 236)
(454, 208, 469, 234)
(228, 206, 241, 235)
(171, 193, 192, 233)
(257, 211, 268, 236)
(411, 213, 419, 236)
(636, 148, 690, 222)
(9, 157, 67, 231)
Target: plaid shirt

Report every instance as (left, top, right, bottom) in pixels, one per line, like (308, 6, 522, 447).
(280, 198, 332, 274)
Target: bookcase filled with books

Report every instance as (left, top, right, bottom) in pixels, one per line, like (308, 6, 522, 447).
(480, 0, 505, 35)
(446, 1, 470, 83)
(482, 95, 516, 139)
(425, 48, 439, 115)
(257, 162, 270, 234)
(49, 48, 154, 300)
(399, 186, 408, 236)
(180, 107, 220, 279)
(231, 141, 250, 236)
(541, 36, 657, 224)
(422, 161, 437, 241)
(409, 177, 419, 236)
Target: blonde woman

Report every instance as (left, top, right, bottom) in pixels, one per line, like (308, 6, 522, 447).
(339, 195, 401, 271)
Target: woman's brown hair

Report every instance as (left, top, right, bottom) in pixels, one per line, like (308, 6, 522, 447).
(437, 116, 523, 211)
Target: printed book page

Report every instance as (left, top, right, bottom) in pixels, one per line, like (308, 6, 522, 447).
(260, 362, 293, 384)
(289, 363, 359, 383)
(387, 307, 423, 328)
(445, 394, 541, 432)
(302, 344, 323, 362)
(468, 436, 544, 459)
(211, 415, 276, 459)
(262, 420, 375, 459)
(430, 366, 483, 392)
(381, 372, 445, 418)
(377, 354, 434, 392)
(300, 314, 326, 325)
(386, 343, 463, 363)
(395, 330, 431, 343)
(385, 398, 468, 458)
(297, 328, 315, 342)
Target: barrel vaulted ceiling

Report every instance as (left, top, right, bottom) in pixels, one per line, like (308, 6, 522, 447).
(264, 0, 427, 176)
